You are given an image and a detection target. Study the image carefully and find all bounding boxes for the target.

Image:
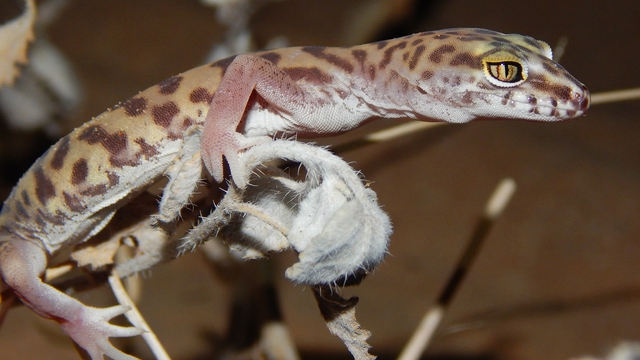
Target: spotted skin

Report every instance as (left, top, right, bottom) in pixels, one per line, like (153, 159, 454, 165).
(0, 28, 588, 359)
(199, 29, 589, 187)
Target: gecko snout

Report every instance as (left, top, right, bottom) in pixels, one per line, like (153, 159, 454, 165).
(575, 83, 590, 111)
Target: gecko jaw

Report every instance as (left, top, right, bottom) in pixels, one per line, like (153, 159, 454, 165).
(479, 88, 589, 121)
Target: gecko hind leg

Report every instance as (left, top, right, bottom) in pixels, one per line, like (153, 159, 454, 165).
(0, 239, 143, 360)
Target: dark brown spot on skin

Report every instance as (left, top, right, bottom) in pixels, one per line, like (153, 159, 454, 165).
(429, 45, 455, 63)
(78, 125, 137, 168)
(79, 126, 127, 155)
(34, 214, 47, 229)
(122, 97, 148, 117)
(452, 76, 461, 86)
(183, 117, 195, 128)
(71, 159, 88, 185)
(443, 77, 449, 83)
(189, 87, 214, 104)
(34, 166, 56, 205)
(50, 136, 70, 170)
(375, 40, 388, 49)
(511, 48, 531, 61)
(433, 34, 449, 40)
(35, 213, 46, 227)
(151, 102, 180, 128)
(491, 36, 510, 43)
(368, 65, 376, 80)
(259, 52, 282, 64)
(528, 74, 572, 100)
(210, 55, 237, 74)
(566, 110, 577, 117)
(409, 45, 425, 70)
(402, 52, 409, 61)
(134, 138, 160, 159)
(421, 70, 434, 80)
(351, 49, 367, 67)
(462, 92, 473, 104)
(107, 172, 119, 186)
(450, 53, 480, 69)
(63, 192, 86, 212)
(400, 76, 410, 93)
(21, 190, 30, 206)
(81, 184, 109, 197)
(523, 37, 539, 48)
(379, 41, 408, 69)
(158, 76, 183, 95)
(542, 62, 561, 76)
(302, 47, 354, 73)
(489, 41, 507, 49)
(529, 96, 537, 105)
(501, 97, 508, 105)
(284, 67, 333, 84)
(549, 98, 558, 107)
(539, 54, 553, 64)
(37, 209, 66, 226)
(411, 39, 424, 46)
(15, 201, 29, 219)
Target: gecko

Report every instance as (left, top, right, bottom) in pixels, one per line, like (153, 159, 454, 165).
(0, 28, 589, 359)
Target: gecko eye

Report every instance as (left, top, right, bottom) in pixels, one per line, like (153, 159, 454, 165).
(486, 61, 523, 82)
(484, 61, 526, 87)
(482, 53, 528, 87)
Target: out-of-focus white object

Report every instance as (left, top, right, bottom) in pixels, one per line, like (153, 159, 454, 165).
(0, 0, 35, 86)
(0, 0, 81, 136)
(571, 342, 640, 360)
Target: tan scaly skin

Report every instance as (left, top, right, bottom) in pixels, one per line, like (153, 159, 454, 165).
(0, 28, 589, 359)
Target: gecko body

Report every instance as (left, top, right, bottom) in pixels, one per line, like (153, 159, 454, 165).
(0, 28, 589, 359)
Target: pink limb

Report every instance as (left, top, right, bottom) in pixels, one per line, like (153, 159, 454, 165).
(0, 239, 143, 359)
(201, 54, 307, 188)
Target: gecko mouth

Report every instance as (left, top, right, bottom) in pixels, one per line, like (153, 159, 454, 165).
(483, 88, 590, 120)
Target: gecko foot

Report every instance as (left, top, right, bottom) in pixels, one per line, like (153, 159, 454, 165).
(202, 131, 271, 189)
(59, 304, 144, 360)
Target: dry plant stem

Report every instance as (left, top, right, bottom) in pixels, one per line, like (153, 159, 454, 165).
(398, 178, 516, 360)
(312, 285, 375, 360)
(108, 271, 171, 360)
(332, 122, 444, 154)
(260, 322, 301, 360)
(44, 263, 75, 281)
(590, 87, 640, 105)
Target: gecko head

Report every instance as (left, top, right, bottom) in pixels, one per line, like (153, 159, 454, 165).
(412, 29, 590, 122)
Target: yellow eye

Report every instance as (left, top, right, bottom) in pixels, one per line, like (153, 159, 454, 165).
(486, 61, 525, 83)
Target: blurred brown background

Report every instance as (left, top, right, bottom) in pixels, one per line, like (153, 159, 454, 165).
(0, 0, 639, 359)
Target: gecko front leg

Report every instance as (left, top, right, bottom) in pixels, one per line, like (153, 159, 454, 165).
(201, 54, 312, 189)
